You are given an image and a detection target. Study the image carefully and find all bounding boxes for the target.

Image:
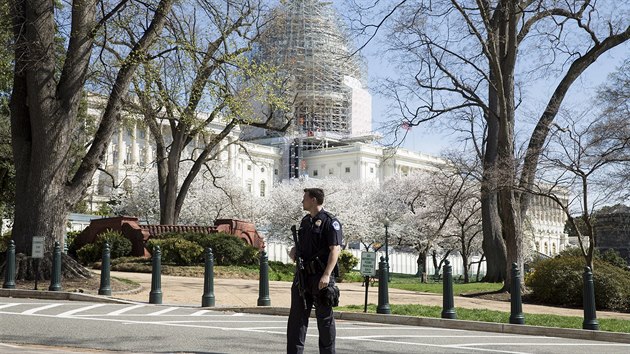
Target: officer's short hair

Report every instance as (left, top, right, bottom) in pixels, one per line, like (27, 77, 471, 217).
(304, 188, 324, 205)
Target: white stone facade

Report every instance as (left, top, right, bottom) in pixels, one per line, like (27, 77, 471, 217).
(523, 194, 569, 257)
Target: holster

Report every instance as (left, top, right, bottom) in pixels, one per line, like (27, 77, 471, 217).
(304, 256, 326, 275)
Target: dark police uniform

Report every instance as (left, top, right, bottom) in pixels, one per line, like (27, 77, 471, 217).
(287, 209, 343, 354)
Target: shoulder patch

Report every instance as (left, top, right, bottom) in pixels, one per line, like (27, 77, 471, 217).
(332, 220, 341, 230)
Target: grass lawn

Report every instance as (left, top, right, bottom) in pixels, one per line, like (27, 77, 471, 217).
(388, 273, 504, 294)
(339, 304, 630, 333)
(344, 272, 504, 294)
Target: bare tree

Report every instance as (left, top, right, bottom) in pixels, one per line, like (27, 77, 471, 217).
(9, 0, 177, 256)
(345, 0, 630, 287)
(535, 109, 630, 270)
(116, 1, 293, 225)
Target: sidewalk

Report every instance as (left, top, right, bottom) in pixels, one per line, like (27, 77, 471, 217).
(106, 271, 630, 320)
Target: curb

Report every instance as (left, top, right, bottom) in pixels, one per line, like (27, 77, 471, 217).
(218, 306, 630, 345)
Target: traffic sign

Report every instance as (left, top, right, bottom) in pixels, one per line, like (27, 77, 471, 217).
(32, 236, 45, 258)
(360, 252, 377, 276)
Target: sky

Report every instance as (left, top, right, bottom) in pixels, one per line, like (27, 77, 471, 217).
(330, 1, 629, 157)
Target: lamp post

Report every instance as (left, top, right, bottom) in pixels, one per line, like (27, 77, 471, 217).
(383, 217, 390, 282)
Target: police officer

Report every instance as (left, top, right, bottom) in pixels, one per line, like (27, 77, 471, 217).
(287, 188, 343, 354)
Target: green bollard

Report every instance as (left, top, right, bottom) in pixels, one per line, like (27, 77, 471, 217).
(98, 242, 112, 296)
(49, 241, 62, 291)
(149, 246, 162, 304)
(3, 240, 16, 289)
(582, 266, 599, 330)
(509, 263, 525, 324)
(376, 256, 391, 314)
(441, 260, 456, 319)
(202, 248, 215, 307)
(257, 250, 271, 306)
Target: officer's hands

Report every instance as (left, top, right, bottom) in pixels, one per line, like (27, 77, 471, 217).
(319, 274, 331, 290)
(288, 246, 296, 261)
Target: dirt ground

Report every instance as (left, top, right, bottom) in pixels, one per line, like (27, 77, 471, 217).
(2, 273, 140, 294)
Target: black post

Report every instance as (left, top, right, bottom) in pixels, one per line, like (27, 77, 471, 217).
(98, 242, 112, 296)
(384, 222, 391, 282)
(582, 266, 599, 330)
(34, 259, 39, 290)
(48, 241, 62, 291)
(149, 246, 162, 304)
(202, 248, 215, 307)
(441, 260, 456, 319)
(376, 257, 391, 314)
(363, 275, 370, 313)
(509, 263, 525, 324)
(2, 240, 16, 289)
(257, 250, 271, 306)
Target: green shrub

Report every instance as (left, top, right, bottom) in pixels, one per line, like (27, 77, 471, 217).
(147, 238, 204, 266)
(526, 256, 630, 312)
(148, 232, 258, 266)
(76, 229, 132, 265)
(337, 250, 359, 281)
(206, 233, 247, 266)
(240, 245, 260, 265)
(181, 232, 215, 250)
(77, 243, 100, 265)
(600, 249, 629, 269)
(65, 230, 82, 257)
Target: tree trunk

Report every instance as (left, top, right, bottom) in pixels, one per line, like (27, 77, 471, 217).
(481, 62, 507, 282)
(0, 253, 92, 281)
(481, 186, 506, 282)
(461, 246, 469, 284)
(418, 250, 428, 283)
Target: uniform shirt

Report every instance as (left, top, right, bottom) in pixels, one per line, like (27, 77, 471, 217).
(298, 209, 343, 274)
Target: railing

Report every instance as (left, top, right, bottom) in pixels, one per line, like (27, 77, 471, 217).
(264, 241, 486, 277)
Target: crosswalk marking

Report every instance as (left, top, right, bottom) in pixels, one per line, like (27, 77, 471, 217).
(0, 303, 22, 310)
(191, 310, 211, 316)
(57, 304, 106, 317)
(105, 304, 145, 316)
(21, 303, 64, 315)
(147, 307, 178, 316)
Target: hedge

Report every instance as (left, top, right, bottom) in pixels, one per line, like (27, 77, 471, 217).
(526, 256, 630, 312)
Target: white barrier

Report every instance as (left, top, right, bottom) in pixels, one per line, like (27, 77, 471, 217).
(265, 241, 486, 278)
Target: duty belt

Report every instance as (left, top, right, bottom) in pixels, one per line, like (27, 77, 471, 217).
(304, 257, 324, 275)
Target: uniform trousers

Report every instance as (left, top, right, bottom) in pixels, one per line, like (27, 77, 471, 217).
(286, 273, 336, 354)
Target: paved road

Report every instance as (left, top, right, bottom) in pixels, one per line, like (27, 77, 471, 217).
(1, 299, 630, 353)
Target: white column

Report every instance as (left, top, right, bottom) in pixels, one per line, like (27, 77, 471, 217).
(131, 122, 139, 164)
(117, 128, 125, 167)
(144, 125, 153, 164)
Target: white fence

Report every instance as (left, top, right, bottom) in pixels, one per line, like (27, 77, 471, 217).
(265, 242, 486, 278)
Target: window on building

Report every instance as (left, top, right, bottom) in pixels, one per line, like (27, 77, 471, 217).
(370, 167, 374, 173)
(329, 168, 334, 175)
(247, 165, 252, 171)
(552, 243, 556, 254)
(261, 167, 265, 173)
(274, 169, 278, 176)
(345, 167, 350, 173)
(544, 242, 548, 255)
(313, 170, 318, 176)
(247, 183, 252, 193)
(260, 180, 266, 197)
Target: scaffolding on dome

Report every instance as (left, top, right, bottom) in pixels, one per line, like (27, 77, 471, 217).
(259, 0, 365, 135)
(248, 0, 372, 178)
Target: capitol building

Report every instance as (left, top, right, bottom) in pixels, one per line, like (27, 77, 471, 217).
(83, 0, 568, 257)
